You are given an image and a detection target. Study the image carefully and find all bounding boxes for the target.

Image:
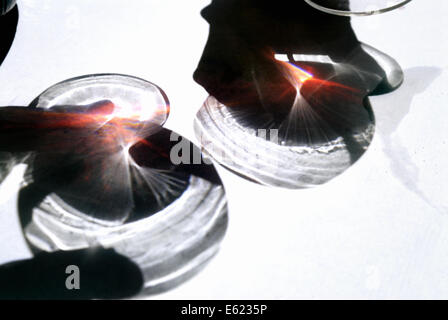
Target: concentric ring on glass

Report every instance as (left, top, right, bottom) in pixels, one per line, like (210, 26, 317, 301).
(17, 74, 228, 296)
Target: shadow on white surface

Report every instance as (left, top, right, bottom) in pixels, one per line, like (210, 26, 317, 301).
(377, 66, 446, 213)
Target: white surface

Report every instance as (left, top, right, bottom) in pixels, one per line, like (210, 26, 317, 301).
(0, 0, 447, 299)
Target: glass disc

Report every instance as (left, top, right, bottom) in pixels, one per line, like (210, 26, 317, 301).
(21, 127, 228, 296)
(11, 74, 228, 296)
(304, 0, 412, 16)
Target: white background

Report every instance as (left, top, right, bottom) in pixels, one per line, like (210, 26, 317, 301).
(0, 0, 447, 299)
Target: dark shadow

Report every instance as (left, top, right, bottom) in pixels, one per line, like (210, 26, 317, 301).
(194, 0, 402, 162)
(0, 247, 143, 300)
(0, 3, 18, 66)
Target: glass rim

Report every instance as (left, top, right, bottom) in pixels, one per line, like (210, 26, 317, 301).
(303, 0, 413, 16)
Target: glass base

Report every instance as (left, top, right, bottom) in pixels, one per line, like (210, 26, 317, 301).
(195, 43, 403, 189)
(14, 74, 228, 296)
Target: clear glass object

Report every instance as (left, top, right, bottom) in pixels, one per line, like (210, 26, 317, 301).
(15, 74, 228, 296)
(29, 73, 170, 139)
(304, 0, 412, 16)
(195, 43, 403, 189)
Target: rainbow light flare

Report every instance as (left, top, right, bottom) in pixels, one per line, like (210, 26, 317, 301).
(285, 62, 314, 83)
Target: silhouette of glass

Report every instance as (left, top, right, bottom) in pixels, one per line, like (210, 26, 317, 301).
(31, 73, 170, 140)
(304, 0, 412, 16)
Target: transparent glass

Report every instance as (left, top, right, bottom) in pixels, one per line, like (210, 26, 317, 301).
(5, 74, 228, 296)
(195, 43, 403, 189)
(304, 0, 412, 16)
